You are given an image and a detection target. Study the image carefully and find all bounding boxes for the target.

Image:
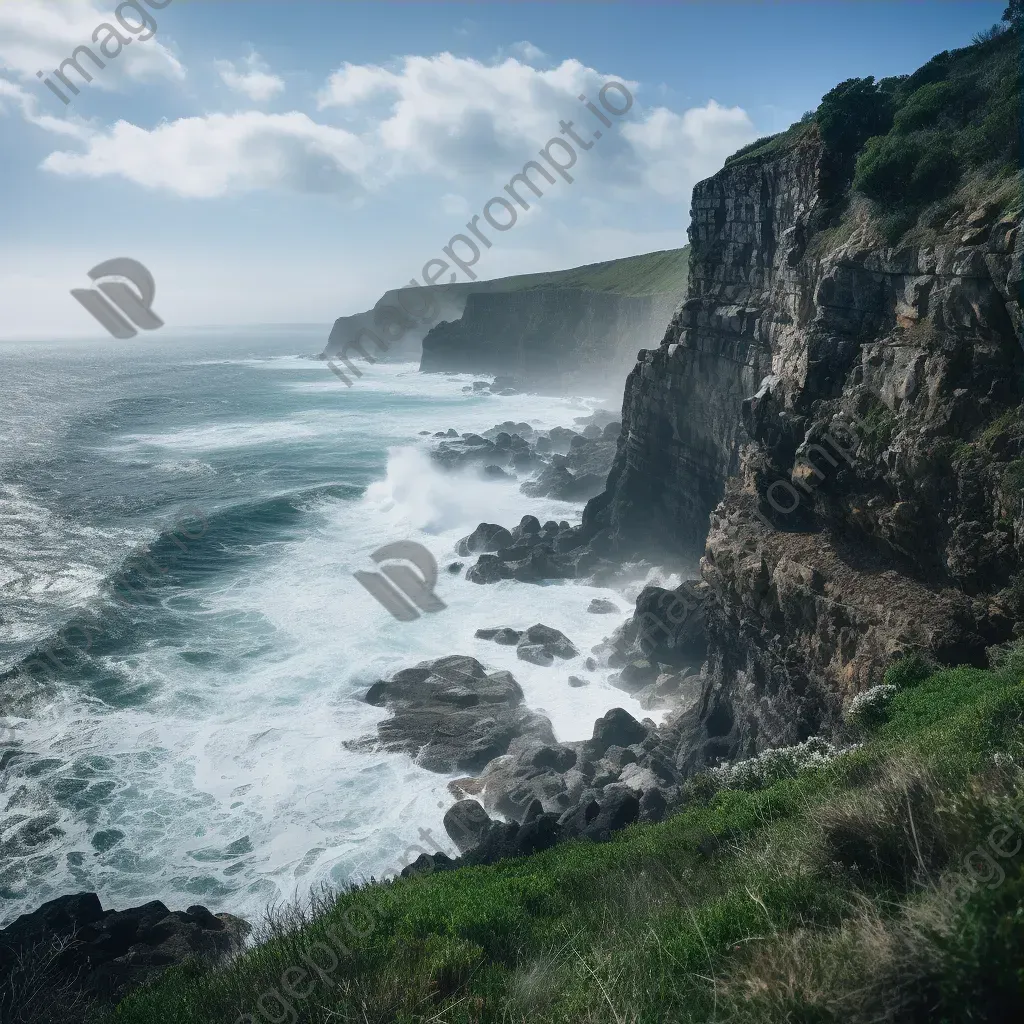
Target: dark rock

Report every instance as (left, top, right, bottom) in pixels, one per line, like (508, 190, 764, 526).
(517, 643, 554, 666)
(523, 799, 544, 823)
(400, 851, 457, 878)
(443, 799, 493, 853)
(360, 655, 554, 772)
(475, 627, 501, 640)
(466, 554, 512, 584)
(522, 623, 579, 658)
(529, 745, 577, 772)
(493, 628, 523, 645)
(447, 561, 464, 574)
(583, 790, 640, 840)
(588, 598, 618, 614)
(639, 788, 668, 823)
(483, 465, 513, 479)
(585, 708, 650, 760)
(568, 675, 589, 687)
(0, 892, 249, 1006)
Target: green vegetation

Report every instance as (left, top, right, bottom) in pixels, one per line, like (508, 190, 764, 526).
(110, 647, 1024, 1023)
(855, 397, 899, 460)
(386, 247, 690, 312)
(719, 21, 1021, 242)
(723, 122, 811, 169)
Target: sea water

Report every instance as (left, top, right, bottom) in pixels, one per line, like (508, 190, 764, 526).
(0, 327, 671, 928)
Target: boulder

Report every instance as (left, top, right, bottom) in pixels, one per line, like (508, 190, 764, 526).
(443, 800, 493, 853)
(585, 708, 650, 761)
(517, 643, 554, 667)
(361, 656, 555, 772)
(588, 598, 618, 614)
(0, 893, 249, 1006)
(521, 624, 579, 659)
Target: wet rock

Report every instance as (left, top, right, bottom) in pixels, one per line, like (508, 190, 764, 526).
(517, 643, 554, 666)
(443, 799, 493, 853)
(361, 655, 554, 772)
(584, 708, 650, 761)
(493, 628, 523, 645)
(447, 561, 464, 574)
(568, 675, 589, 687)
(457, 523, 515, 556)
(588, 598, 618, 614)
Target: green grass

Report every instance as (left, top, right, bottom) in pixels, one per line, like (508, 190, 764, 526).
(383, 246, 690, 313)
(108, 648, 1024, 1024)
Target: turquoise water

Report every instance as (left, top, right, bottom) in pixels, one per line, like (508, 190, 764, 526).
(0, 327, 654, 927)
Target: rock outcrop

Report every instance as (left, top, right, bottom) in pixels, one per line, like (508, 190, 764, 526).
(580, 127, 1022, 770)
(0, 892, 248, 1013)
(360, 656, 555, 772)
(420, 286, 681, 393)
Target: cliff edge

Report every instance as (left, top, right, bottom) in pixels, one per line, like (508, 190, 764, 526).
(581, 29, 1023, 768)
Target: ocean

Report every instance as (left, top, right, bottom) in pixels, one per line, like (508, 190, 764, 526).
(0, 327, 663, 928)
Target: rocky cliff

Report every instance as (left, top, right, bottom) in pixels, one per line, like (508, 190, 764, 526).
(419, 285, 681, 394)
(582, 35, 1023, 769)
(323, 249, 688, 391)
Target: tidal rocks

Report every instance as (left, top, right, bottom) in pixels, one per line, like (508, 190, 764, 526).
(361, 656, 554, 772)
(588, 598, 618, 614)
(519, 623, 579, 660)
(517, 644, 553, 666)
(443, 799, 493, 853)
(461, 517, 597, 584)
(0, 892, 249, 1007)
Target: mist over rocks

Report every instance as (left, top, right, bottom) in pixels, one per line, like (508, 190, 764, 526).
(429, 410, 619, 499)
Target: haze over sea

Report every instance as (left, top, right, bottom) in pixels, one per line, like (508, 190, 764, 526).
(0, 328, 659, 928)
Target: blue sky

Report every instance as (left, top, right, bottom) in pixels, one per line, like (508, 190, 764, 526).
(0, 0, 1007, 338)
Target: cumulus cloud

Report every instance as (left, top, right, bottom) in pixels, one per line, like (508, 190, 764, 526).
(622, 100, 757, 199)
(28, 49, 757, 205)
(42, 111, 371, 198)
(216, 51, 285, 102)
(0, 0, 184, 92)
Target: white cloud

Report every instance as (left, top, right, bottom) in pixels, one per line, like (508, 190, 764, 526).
(42, 111, 372, 198)
(0, 76, 92, 139)
(440, 193, 470, 217)
(0, 0, 184, 94)
(622, 100, 757, 199)
(319, 53, 634, 181)
(26, 49, 757, 207)
(216, 51, 285, 102)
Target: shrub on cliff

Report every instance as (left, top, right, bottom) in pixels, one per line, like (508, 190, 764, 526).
(816, 76, 894, 169)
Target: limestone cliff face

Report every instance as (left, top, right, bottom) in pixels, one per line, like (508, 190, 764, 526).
(584, 130, 1023, 767)
(420, 287, 680, 393)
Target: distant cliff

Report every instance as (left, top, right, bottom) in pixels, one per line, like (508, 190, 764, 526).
(419, 250, 689, 392)
(581, 29, 1023, 766)
(321, 249, 689, 393)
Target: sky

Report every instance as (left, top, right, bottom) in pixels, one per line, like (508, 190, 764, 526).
(0, 0, 1008, 339)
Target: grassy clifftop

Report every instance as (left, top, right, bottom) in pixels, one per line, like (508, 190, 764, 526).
(724, 20, 1020, 242)
(113, 646, 1024, 1024)
(381, 246, 690, 308)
